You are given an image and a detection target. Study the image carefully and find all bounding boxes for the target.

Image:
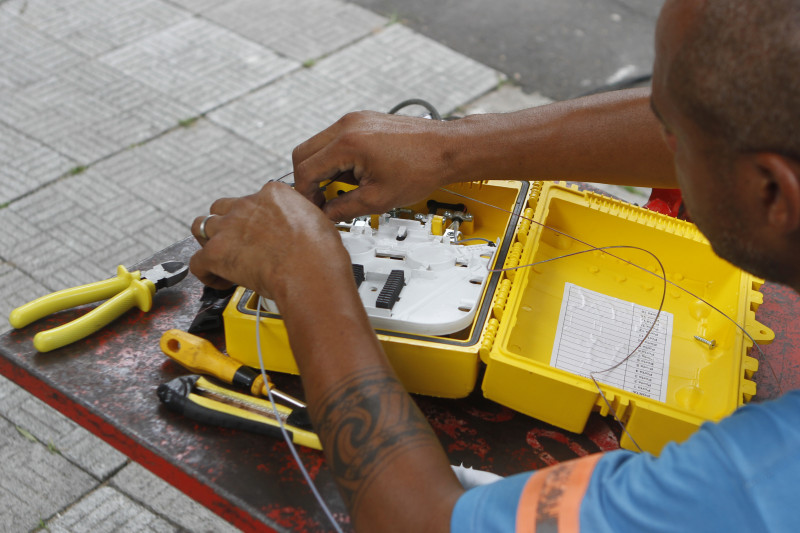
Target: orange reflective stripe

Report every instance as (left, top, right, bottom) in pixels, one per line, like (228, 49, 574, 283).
(516, 453, 603, 533)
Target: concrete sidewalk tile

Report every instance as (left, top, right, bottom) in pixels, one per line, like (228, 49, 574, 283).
(204, 0, 386, 62)
(0, 262, 50, 330)
(0, 60, 192, 164)
(97, 120, 290, 223)
(0, 11, 87, 91)
(314, 24, 501, 115)
(46, 485, 175, 533)
(111, 462, 243, 533)
(100, 18, 299, 114)
(0, 121, 284, 280)
(0, 175, 174, 292)
(168, 0, 230, 14)
(0, 122, 77, 204)
(0, 373, 17, 399)
(0, 376, 128, 480)
(1, 0, 191, 58)
(124, 219, 192, 267)
(0, 226, 87, 289)
(0, 416, 98, 532)
(209, 68, 382, 157)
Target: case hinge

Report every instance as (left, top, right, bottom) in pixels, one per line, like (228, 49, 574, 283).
(741, 378, 757, 403)
(516, 207, 535, 245)
(492, 278, 513, 321)
(479, 318, 500, 364)
(594, 389, 631, 421)
(503, 242, 524, 281)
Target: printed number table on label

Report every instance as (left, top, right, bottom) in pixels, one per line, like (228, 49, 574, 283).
(551, 283, 673, 403)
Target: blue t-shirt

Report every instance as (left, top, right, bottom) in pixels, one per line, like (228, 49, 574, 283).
(451, 389, 800, 531)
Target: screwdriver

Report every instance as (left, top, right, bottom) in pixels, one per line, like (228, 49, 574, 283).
(159, 329, 306, 410)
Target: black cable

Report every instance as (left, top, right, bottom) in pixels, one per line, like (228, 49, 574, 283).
(454, 237, 496, 247)
(576, 73, 653, 98)
(388, 98, 443, 120)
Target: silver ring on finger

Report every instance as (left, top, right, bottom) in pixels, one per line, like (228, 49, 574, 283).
(198, 214, 217, 240)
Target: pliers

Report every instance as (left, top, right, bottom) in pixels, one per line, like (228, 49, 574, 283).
(9, 262, 189, 352)
(157, 374, 321, 450)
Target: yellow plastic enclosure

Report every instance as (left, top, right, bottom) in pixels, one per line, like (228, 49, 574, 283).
(223, 180, 530, 398)
(223, 180, 773, 455)
(481, 182, 773, 454)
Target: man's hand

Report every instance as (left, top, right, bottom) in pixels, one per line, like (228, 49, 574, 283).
(293, 89, 678, 221)
(292, 111, 461, 222)
(189, 181, 351, 304)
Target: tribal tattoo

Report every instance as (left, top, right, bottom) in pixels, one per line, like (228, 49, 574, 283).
(314, 366, 438, 514)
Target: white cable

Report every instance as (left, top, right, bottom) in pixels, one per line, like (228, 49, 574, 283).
(255, 296, 343, 533)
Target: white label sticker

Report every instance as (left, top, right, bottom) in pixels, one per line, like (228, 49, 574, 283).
(550, 283, 673, 403)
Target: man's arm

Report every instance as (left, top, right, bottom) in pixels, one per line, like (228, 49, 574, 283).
(189, 184, 463, 532)
(293, 87, 675, 221)
(280, 275, 462, 532)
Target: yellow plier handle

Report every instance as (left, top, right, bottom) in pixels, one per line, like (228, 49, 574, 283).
(9, 265, 155, 352)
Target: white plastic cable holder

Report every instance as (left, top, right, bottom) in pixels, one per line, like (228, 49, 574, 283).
(341, 213, 496, 335)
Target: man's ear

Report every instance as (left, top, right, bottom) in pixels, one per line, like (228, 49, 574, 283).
(751, 153, 800, 233)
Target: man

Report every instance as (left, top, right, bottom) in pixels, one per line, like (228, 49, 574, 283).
(190, 0, 800, 530)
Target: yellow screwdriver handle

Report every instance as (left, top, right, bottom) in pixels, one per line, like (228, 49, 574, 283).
(160, 329, 241, 383)
(9, 265, 141, 329)
(32, 277, 155, 352)
(252, 373, 274, 396)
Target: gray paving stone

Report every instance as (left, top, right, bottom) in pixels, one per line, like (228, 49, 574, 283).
(0, 0, 191, 58)
(0, 174, 181, 295)
(111, 462, 243, 533)
(0, 214, 89, 289)
(46, 485, 176, 533)
(0, 373, 17, 400)
(0, 10, 88, 91)
(1, 120, 287, 298)
(0, 416, 97, 532)
(0, 376, 128, 480)
(203, 0, 387, 61)
(0, 122, 77, 204)
(0, 60, 193, 164)
(167, 0, 230, 13)
(209, 68, 383, 157)
(100, 18, 299, 114)
(313, 24, 502, 115)
(97, 119, 291, 223)
(0, 261, 50, 331)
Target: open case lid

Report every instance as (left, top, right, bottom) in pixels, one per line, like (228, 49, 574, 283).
(479, 181, 774, 453)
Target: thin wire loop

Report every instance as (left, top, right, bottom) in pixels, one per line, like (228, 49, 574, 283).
(441, 185, 780, 450)
(256, 296, 344, 533)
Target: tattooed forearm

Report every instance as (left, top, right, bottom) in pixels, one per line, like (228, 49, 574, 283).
(314, 367, 439, 513)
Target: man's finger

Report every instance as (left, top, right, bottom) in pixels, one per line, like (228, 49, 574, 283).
(191, 213, 221, 244)
(209, 197, 237, 215)
(293, 136, 361, 201)
(292, 121, 340, 167)
(189, 249, 234, 290)
(191, 197, 238, 245)
(322, 189, 376, 222)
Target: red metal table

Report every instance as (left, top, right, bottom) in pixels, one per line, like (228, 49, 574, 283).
(1, 238, 798, 532)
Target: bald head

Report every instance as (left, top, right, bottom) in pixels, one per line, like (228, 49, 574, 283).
(664, 0, 800, 160)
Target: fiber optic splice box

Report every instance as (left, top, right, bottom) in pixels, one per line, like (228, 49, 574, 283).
(223, 180, 774, 454)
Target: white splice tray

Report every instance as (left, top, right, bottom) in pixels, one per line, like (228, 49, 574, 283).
(260, 214, 497, 335)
